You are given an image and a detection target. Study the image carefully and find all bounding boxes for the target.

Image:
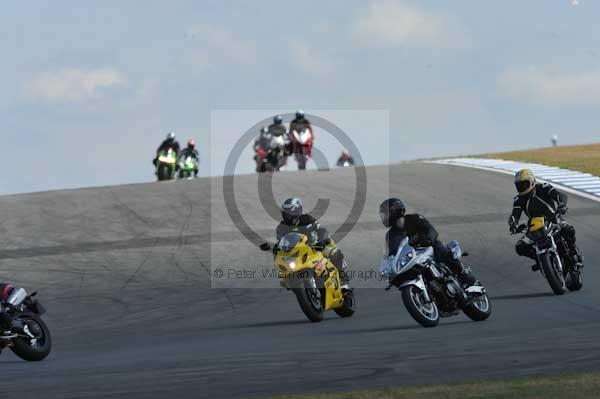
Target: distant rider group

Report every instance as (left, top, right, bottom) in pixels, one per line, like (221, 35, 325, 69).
(253, 110, 354, 173)
(152, 132, 199, 181)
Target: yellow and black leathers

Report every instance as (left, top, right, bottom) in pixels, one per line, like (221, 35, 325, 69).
(275, 214, 349, 285)
(508, 182, 580, 262)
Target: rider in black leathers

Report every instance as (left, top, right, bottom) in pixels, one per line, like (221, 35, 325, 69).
(272, 198, 351, 289)
(336, 149, 355, 167)
(379, 198, 477, 286)
(508, 169, 584, 270)
(153, 132, 181, 167)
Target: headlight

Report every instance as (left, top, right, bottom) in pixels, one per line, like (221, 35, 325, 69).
(289, 262, 296, 270)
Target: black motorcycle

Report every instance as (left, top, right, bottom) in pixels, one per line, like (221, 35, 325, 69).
(0, 287, 51, 361)
(512, 215, 583, 295)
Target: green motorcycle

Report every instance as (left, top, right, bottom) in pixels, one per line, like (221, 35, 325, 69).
(178, 155, 198, 180)
(156, 148, 177, 181)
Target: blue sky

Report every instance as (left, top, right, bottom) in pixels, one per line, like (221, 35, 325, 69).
(1, 0, 599, 195)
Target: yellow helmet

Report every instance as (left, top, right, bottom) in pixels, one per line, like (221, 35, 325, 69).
(515, 169, 536, 195)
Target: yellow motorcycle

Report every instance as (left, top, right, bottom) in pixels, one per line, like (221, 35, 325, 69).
(261, 232, 355, 322)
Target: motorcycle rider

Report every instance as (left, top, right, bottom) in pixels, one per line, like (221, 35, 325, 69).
(267, 115, 290, 160)
(270, 198, 351, 290)
(178, 139, 199, 177)
(153, 132, 181, 167)
(379, 198, 477, 287)
(336, 149, 355, 167)
(0, 284, 16, 338)
(508, 169, 584, 270)
(289, 110, 313, 158)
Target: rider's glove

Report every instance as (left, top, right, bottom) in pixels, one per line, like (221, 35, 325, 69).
(508, 216, 517, 233)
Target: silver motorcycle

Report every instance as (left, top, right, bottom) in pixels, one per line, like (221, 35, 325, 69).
(379, 237, 491, 327)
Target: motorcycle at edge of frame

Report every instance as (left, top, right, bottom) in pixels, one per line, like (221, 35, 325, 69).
(0, 287, 51, 361)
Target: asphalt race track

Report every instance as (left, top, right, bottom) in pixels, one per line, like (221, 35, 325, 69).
(1, 162, 599, 399)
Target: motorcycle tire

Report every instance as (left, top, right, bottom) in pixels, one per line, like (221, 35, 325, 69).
(540, 252, 566, 295)
(297, 154, 307, 170)
(157, 165, 172, 181)
(334, 290, 356, 318)
(401, 285, 439, 328)
(11, 314, 52, 362)
(294, 284, 324, 323)
(566, 270, 583, 291)
(463, 292, 492, 322)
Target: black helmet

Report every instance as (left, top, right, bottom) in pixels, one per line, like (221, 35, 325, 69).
(273, 115, 283, 125)
(281, 197, 303, 225)
(379, 198, 405, 228)
(296, 109, 305, 119)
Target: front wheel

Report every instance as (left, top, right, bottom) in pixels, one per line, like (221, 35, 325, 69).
(401, 285, 439, 328)
(540, 252, 566, 295)
(334, 290, 356, 318)
(157, 164, 172, 181)
(463, 291, 492, 321)
(296, 153, 307, 170)
(293, 280, 324, 322)
(10, 314, 52, 361)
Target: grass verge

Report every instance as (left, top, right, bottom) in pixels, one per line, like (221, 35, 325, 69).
(265, 371, 600, 399)
(477, 143, 600, 176)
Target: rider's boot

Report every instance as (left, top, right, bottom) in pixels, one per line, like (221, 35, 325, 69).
(449, 260, 477, 287)
(572, 247, 584, 269)
(531, 263, 540, 272)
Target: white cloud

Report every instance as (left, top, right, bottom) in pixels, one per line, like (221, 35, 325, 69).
(185, 25, 254, 63)
(290, 41, 333, 76)
(356, 1, 466, 47)
(498, 67, 600, 106)
(23, 68, 127, 103)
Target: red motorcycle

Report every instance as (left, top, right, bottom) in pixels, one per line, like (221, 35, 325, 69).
(291, 127, 313, 170)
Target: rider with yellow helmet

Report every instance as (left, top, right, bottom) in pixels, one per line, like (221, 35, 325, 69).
(509, 169, 583, 270)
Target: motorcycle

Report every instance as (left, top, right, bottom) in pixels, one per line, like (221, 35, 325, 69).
(178, 155, 198, 179)
(0, 287, 51, 361)
(254, 134, 286, 173)
(156, 148, 177, 181)
(291, 128, 313, 170)
(379, 238, 491, 328)
(512, 216, 583, 295)
(261, 233, 355, 322)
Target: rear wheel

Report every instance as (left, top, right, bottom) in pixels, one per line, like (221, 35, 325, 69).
(401, 285, 439, 328)
(10, 314, 51, 361)
(540, 253, 566, 295)
(334, 290, 356, 318)
(294, 280, 324, 322)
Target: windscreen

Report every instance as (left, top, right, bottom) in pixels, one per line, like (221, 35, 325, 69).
(278, 233, 304, 252)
